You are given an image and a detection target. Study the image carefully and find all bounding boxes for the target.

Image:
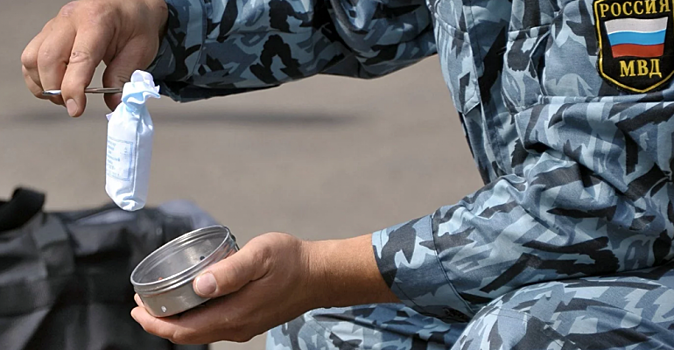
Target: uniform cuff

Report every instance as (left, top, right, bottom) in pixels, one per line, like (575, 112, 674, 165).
(148, 0, 207, 100)
(372, 215, 474, 322)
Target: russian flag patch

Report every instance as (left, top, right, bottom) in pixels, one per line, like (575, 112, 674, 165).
(595, 0, 674, 93)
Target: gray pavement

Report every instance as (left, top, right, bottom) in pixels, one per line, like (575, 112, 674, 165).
(0, 1, 483, 349)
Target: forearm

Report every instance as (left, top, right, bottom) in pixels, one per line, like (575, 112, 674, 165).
(306, 234, 399, 309)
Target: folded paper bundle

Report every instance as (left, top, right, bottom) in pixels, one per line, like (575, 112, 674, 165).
(105, 70, 160, 211)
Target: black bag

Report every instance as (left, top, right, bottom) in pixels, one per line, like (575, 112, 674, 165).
(0, 188, 214, 350)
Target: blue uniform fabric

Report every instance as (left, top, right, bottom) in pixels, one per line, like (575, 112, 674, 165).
(267, 262, 674, 349)
(148, 0, 674, 347)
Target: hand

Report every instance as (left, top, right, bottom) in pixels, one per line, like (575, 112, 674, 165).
(20, 0, 168, 117)
(131, 233, 399, 344)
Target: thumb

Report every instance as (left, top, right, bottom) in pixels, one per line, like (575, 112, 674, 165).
(193, 248, 267, 298)
(102, 36, 158, 111)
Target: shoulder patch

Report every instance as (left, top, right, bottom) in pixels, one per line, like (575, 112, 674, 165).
(594, 0, 674, 93)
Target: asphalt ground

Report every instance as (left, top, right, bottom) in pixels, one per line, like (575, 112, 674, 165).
(1, 1, 484, 348)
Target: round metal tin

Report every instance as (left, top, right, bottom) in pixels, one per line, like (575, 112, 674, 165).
(130, 225, 237, 317)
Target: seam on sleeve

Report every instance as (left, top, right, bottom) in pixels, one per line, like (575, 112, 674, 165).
(376, 229, 419, 309)
(429, 212, 477, 315)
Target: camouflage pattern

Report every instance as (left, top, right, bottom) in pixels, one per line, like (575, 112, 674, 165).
(455, 262, 674, 350)
(266, 303, 466, 350)
(267, 262, 674, 349)
(149, 0, 674, 347)
(150, 0, 435, 101)
(372, 0, 674, 323)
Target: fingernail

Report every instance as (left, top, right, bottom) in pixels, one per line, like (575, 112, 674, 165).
(66, 99, 78, 117)
(195, 273, 217, 296)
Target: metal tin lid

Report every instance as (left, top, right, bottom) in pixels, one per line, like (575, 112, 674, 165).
(131, 225, 235, 295)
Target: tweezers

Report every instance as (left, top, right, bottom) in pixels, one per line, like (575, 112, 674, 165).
(41, 87, 122, 96)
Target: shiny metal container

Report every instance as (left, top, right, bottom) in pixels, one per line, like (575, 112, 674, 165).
(131, 225, 237, 317)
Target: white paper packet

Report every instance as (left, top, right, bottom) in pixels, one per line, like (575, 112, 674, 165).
(105, 70, 160, 211)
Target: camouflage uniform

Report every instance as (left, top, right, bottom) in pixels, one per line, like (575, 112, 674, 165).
(148, 0, 674, 347)
(266, 262, 674, 349)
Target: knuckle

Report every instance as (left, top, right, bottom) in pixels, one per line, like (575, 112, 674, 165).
(41, 19, 54, 31)
(21, 49, 38, 68)
(253, 236, 275, 257)
(68, 50, 93, 65)
(247, 249, 265, 271)
(259, 240, 274, 261)
(58, 2, 79, 18)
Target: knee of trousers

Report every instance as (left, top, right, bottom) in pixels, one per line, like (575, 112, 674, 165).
(455, 263, 674, 350)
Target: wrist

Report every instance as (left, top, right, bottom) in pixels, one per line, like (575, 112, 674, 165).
(303, 235, 399, 309)
(302, 239, 330, 310)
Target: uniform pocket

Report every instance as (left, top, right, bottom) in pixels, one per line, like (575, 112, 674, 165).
(435, 19, 480, 114)
(502, 25, 551, 113)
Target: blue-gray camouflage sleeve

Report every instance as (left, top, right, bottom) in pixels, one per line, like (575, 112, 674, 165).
(373, 96, 674, 322)
(373, 0, 674, 323)
(148, 0, 436, 101)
